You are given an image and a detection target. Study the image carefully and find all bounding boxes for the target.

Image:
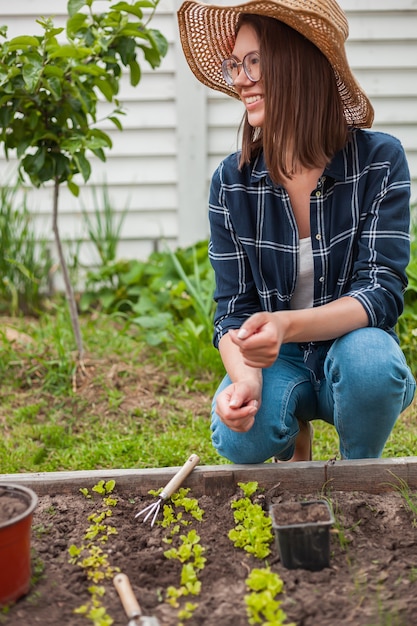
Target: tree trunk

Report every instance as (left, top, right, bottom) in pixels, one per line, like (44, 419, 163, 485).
(52, 177, 84, 360)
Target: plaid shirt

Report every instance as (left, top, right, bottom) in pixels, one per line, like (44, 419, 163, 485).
(208, 129, 411, 348)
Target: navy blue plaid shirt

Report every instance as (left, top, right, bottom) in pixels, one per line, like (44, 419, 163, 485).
(208, 129, 411, 348)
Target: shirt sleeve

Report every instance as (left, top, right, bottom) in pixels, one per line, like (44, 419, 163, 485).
(208, 162, 261, 348)
(344, 136, 411, 332)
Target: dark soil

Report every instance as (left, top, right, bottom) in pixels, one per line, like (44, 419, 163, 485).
(2, 483, 417, 626)
(0, 490, 28, 524)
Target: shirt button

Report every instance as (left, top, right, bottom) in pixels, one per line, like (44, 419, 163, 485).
(315, 233, 321, 240)
(315, 191, 321, 197)
(319, 276, 325, 283)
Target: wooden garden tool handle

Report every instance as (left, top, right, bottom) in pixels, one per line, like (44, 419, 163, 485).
(160, 453, 200, 499)
(113, 573, 142, 619)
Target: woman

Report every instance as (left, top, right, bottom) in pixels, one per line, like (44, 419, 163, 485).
(177, 0, 416, 462)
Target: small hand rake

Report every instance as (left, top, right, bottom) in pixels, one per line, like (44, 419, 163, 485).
(135, 453, 200, 526)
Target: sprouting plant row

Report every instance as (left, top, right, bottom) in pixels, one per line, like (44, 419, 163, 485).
(157, 487, 206, 625)
(68, 480, 118, 626)
(229, 482, 295, 626)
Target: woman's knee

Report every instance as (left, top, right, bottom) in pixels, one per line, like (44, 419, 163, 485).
(327, 328, 408, 382)
(326, 327, 415, 411)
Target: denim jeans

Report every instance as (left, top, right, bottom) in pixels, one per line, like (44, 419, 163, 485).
(211, 328, 416, 462)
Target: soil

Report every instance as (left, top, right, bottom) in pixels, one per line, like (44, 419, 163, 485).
(0, 490, 28, 524)
(2, 484, 417, 626)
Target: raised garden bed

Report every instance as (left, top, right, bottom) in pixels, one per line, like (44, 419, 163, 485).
(1, 457, 417, 626)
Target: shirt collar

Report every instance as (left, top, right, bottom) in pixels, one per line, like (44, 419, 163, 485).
(250, 144, 348, 186)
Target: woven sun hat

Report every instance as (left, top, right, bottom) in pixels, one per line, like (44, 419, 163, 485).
(177, 0, 374, 128)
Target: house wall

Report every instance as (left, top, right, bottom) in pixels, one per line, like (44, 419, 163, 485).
(0, 0, 416, 271)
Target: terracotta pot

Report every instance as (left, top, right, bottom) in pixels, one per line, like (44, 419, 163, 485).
(0, 483, 38, 606)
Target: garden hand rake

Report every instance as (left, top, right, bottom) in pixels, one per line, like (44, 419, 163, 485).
(135, 453, 200, 527)
(113, 573, 160, 626)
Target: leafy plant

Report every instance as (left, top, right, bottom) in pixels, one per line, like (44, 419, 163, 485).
(81, 184, 128, 267)
(69, 480, 120, 625)
(0, 0, 168, 358)
(80, 238, 223, 376)
(388, 473, 417, 527)
(228, 483, 294, 626)
(245, 567, 295, 626)
(157, 488, 206, 623)
(0, 181, 52, 315)
(228, 482, 274, 560)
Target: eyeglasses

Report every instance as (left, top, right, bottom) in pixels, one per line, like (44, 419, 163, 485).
(221, 51, 261, 86)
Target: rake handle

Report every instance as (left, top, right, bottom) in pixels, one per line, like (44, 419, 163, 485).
(113, 573, 142, 619)
(160, 453, 200, 499)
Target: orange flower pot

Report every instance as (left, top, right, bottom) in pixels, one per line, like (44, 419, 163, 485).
(0, 483, 38, 606)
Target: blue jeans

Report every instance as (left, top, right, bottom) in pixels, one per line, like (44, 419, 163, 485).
(211, 328, 416, 462)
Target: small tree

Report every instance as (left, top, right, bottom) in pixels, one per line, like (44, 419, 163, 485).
(0, 0, 168, 360)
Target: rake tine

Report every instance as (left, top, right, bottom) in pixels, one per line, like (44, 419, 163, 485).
(134, 501, 158, 520)
(134, 454, 200, 525)
(150, 502, 161, 527)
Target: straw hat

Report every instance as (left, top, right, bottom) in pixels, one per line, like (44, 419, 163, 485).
(177, 0, 374, 128)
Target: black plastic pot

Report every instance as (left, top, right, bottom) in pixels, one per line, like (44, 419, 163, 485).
(270, 499, 334, 571)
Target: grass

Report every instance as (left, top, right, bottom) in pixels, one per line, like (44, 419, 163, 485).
(1, 305, 416, 475)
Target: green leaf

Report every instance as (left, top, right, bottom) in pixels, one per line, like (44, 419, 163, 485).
(149, 28, 169, 57)
(22, 63, 42, 91)
(44, 76, 63, 99)
(67, 0, 86, 17)
(48, 44, 92, 60)
(142, 45, 162, 69)
(87, 129, 112, 149)
(67, 179, 80, 196)
(90, 147, 106, 162)
(43, 65, 65, 78)
(94, 78, 116, 101)
(108, 116, 123, 131)
(66, 12, 88, 38)
(109, 2, 144, 19)
(73, 151, 91, 182)
(129, 59, 141, 86)
(8, 35, 40, 50)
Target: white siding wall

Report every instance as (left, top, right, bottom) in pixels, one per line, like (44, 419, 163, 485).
(0, 0, 416, 272)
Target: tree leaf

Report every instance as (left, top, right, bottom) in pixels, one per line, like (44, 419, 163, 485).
(73, 151, 91, 182)
(67, 179, 80, 196)
(108, 116, 123, 131)
(128, 59, 141, 86)
(93, 78, 116, 101)
(67, 0, 86, 17)
(66, 12, 88, 38)
(22, 63, 42, 91)
(8, 35, 40, 50)
(109, 2, 143, 19)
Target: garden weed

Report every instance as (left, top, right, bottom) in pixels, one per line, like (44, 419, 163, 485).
(387, 473, 417, 526)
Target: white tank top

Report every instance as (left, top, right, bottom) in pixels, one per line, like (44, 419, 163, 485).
(290, 237, 314, 310)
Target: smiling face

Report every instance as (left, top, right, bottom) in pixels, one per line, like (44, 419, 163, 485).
(232, 23, 264, 128)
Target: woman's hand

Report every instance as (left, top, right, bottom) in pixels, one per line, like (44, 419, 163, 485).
(229, 312, 286, 368)
(215, 379, 262, 432)
(228, 298, 369, 368)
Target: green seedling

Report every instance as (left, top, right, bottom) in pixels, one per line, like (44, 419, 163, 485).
(230, 483, 294, 626)
(159, 487, 204, 542)
(160, 490, 206, 623)
(178, 601, 199, 623)
(228, 482, 273, 559)
(164, 529, 206, 606)
(69, 480, 119, 625)
(245, 567, 295, 626)
(92, 480, 116, 496)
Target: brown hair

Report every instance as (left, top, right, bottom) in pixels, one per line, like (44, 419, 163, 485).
(238, 15, 348, 183)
